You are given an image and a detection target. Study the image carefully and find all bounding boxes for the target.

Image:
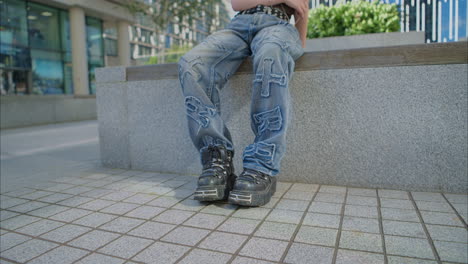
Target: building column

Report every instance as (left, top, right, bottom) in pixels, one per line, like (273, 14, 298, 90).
(70, 6, 89, 95)
(118, 20, 131, 66)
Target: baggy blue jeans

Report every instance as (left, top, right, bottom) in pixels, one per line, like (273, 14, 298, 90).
(177, 11, 304, 177)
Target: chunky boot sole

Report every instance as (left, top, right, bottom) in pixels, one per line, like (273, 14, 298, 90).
(228, 177, 277, 206)
(193, 174, 236, 201)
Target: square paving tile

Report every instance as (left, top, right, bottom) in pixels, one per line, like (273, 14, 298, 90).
(283, 242, 334, 264)
(266, 209, 303, 224)
(444, 193, 468, 204)
(172, 198, 208, 212)
(77, 253, 125, 264)
(179, 248, 232, 264)
(433, 240, 468, 263)
(239, 237, 289, 262)
(303, 212, 341, 229)
(128, 221, 176, 240)
(415, 201, 454, 213)
(78, 199, 116, 211)
(80, 188, 114, 198)
(124, 205, 165, 219)
(275, 199, 309, 211)
(122, 193, 158, 204)
(314, 193, 345, 204)
(198, 231, 248, 253)
(153, 209, 195, 224)
(183, 212, 226, 229)
(347, 188, 377, 197)
(217, 217, 261, 235)
(420, 211, 464, 227)
(0, 239, 59, 263)
(200, 203, 238, 216)
(40, 224, 92, 243)
(49, 208, 93, 222)
(15, 219, 65, 237)
(101, 191, 136, 201)
(99, 202, 140, 215)
(295, 225, 338, 246)
(98, 216, 145, 233)
(320, 185, 347, 194)
(27, 204, 70, 218)
(37, 193, 73, 203)
(72, 212, 118, 228)
(380, 198, 415, 209)
(8, 201, 49, 213)
(289, 183, 318, 192)
(19, 191, 55, 200)
(308, 201, 342, 215)
(68, 230, 120, 250)
(426, 224, 468, 243)
(232, 207, 271, 220)
(383, 220, 426, 238)
(232, 256, 276, 264)
(344, 205, 378, 218)
(386, 256, 437, 264)
(57, 196, 93, 207)
(254, 221, 297, 241)
(346, 195, 378, 206)
(385, 235, 435, 259)
(412, 192, 445, 202)
(1, 214, 42, 230)
(161, 226, 210, 246)
(97, 235, 153, 259)
(282, 191, 315, 201)
(380, 208, 420, 222)
(378, 189, 409, 199)
(0, 197, 29, 209)
(339, 230, 383, 253)
(147, 196, 182, 208)
(27, 245, 89, 264)
(0, 210, 19, 221)
(132, 241, 190, 264)
(342, 216, 380, 234)
(0, 232, 32, 252)
(335, 249, 384, 264)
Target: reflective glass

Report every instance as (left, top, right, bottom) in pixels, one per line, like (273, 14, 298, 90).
(27, 3, 60, 51)
(0, 0, 29, 47)
(30, 50, 64, 94)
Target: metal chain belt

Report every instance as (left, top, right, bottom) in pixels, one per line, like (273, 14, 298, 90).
(234, 4, 290, 22)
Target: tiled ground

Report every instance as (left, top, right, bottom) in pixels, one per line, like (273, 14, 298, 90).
(1, 167, 467, 264)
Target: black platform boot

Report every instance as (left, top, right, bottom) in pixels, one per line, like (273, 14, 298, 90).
(228, 168, 277, 206)
(193, 145, 236, 201)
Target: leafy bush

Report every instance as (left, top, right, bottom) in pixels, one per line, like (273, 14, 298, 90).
(307, 0, 400, 38)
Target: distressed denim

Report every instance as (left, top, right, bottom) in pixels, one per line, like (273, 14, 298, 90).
(177, 12, 304, 176)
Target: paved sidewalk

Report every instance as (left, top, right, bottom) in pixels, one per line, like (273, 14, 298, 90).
(1, 121, 467, 264)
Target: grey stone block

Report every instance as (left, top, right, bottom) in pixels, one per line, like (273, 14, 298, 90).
(199, 231, 248, 253)
(385, 235, 435, 259)
(420, 211, 465, 227)
(295, 225, 338, 247)
(303, 212, 341, 229)
(68, 230, 120, 250)
(15, 219, 65, 237)
(339, 231, 382, 253)
(320, 185, 347, 194)
(433, 240, 468, 263)
(314, 193, 345, 204)
(179, 248, 232, 264)
(200, 203, 239, 216)
(266, 209, 304, 224)
(412, 192, 446, 202)
(415, 200, 454, 213)
(0, 232, 32, 252)
(153, 209, 195, 224)
(275, 199, 309, 211)
(342, 216, 380, 234)
(27, 246, 89, 264)
(239, 237, 289, 262)
(183, 212, 226, 229)
(217, 217, 261, 235)
(78, 199, 116, 211)
(128, 221, 176, 240)
(49, 208, 93, 222)
(98, 216, 145, 233)
(282, 191, 315, 201)
(387, 256, 437, 264)
(122, 193, 158, 204)
(335, 249, 384, 264)
(161, 226, 210, 246)
(380, 198, 415, 209)
(232, 256, 275, 264)
(98, 235, 153, 259)
(125, 205, 165, 219)
(308, 201, 342, 215)
(346, 195, 378, 206)
(233, 207, 271, 220)
(100, 202, 140, 215)
(40, 224, 92, 243)
(147, 196, 183, 208)
(8, 201, 49, 213)
(95, 66, 126, 83)
(0, 215, 41, 230)
(284, 243, 334, 264)
(382, 220, 426, 238)
(347, 188, 377, 197)
(0, 239, 59, 263)
(380, 208, 420, 222)
(254, 221, 297, 241)
(72, 212, 118, 228)
(27, 205, 70, 218)
(77, 253, 125, 264)
(426, 224, 468, 243)
(444, 193, 468, 204)
(132, 241, 190, 264)
(344, 205, 378, 218)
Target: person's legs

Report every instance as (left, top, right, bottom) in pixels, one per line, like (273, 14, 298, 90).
(229, 18, 304, 206)
(177, 25, 251, 200)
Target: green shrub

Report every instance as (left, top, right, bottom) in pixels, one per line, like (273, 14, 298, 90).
(307, 0, 400, 38)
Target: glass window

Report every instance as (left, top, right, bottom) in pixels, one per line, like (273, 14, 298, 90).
(27, 2, 61, 51)
(60, 10, 71, 52)
(104, 38, 118, 56)
(86, 16, 104, 95)
(30, 49, 64, 95)
(0, 0, 29, 47)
